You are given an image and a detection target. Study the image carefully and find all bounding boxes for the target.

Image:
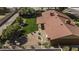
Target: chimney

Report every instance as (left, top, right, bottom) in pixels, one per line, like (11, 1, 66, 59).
(66, 20, 71, 24)
(50, 13, 54, 16)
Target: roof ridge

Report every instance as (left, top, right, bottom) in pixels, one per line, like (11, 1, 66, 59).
(57, 11, 79, 37)
(57, 14, 73, 35)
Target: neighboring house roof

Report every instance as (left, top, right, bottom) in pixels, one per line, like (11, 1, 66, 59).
(36, 10, 79, 40)
(63, 8, 79, 18)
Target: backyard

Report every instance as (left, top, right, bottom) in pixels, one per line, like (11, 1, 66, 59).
(22, 18, 38, 34)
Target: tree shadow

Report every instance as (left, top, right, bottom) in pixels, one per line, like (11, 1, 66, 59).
(17, 36, 27, 45)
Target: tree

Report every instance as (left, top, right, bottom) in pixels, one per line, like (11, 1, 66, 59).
(19, 7, 36, 18)
(1, 23, 21, 44)
(16, 17, 23, 24)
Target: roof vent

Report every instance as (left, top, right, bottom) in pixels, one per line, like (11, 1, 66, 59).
(66, 20, 71, 24)
(50, 13, 54, 16)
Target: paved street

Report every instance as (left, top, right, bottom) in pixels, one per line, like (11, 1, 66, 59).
(0, 12, 19, 35)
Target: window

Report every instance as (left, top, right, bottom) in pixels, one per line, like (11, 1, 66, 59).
(41, 24, 45, 30)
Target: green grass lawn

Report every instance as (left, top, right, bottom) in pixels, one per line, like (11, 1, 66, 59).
(22, 18, 38, 34)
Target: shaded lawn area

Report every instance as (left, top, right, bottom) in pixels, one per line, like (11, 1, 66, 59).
(22, 18, 38, 34)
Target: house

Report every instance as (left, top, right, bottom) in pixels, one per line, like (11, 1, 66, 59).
(36, 10, 79, 46)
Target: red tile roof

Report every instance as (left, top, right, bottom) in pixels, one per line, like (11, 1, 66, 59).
(36, 10, 79, 40)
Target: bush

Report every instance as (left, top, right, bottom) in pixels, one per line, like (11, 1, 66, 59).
(19, 8, 36, 18)
(1, 23, 21, 44)
(43, 42, 51, 48)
